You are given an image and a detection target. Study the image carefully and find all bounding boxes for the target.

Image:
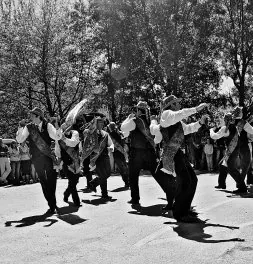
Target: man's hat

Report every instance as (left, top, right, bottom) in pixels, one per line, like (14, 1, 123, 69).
(231, 106, 243, 119)
(30, 107, 44, 118)
(161, 95, 181, 110)
(136, 101, 149, 109)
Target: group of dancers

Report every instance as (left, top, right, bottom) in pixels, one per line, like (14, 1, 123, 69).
(15, 95, 253, 223)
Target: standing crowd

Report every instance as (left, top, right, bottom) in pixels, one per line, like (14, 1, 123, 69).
(0, 95, 253, 223)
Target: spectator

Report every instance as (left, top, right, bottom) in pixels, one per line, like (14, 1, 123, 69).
(204, 138, 214, 172)
(8, 141, 21, 185)
(0, 138, 11, 185)
(19, 141, 32, 184)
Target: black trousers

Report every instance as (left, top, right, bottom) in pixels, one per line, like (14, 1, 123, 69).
(227, 146, 251, 190)
(32, 155, 57, 210)
(128, 148, 175, 206)
(82, 157, 93, 187)
(90, 155, 111, 196)
(63, 164, 80, 206)
(218, 165, 228, 187)
(113, 151, 129, 185)
(173, 150, 198, 219)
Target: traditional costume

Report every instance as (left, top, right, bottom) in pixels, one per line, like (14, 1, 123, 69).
(210, 107, 253, 193)
(150, 95, 208, 222)
(121, 101, 175, 207)
(16, 107, 62, 214)
(81, 117, 114, 199)
(106, 122, 129, 187)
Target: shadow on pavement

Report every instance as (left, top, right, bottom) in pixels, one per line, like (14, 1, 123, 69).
(128, 204, 174, 218)
(110, 186, 130, 192)
(5, 214, 58, 228)
(79, 188, 93, 193)
(164, 220, 244, 243)
(226, 192, 253, 198)
(82, 197, 117, 206)
(56, 204, 87, 225)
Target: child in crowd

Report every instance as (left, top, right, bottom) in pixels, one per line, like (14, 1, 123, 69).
(204, 138, 214, 172)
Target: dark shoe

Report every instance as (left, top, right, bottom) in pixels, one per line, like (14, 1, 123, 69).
(45, 208, 56, 215)
(176, 215, 202, 223)
(232, 188, 248, 194)
(89, 182, 97, 193)
(128, 199, 140, 206)
(215, 185, 226, 189)
(162, 204, 173, 211)
(101, 195, 112, 200)
(188, 210, 199, 217)
(74, 203, 82, 207)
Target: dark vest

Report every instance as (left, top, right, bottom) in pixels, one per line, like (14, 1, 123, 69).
(129, 118, 153, 149)
(160, 122, 185, 157)
(28, 122, 52, 158)
(235, 119, 249, 148)
(60, 131, 79, 166)
(97, 131, 109, 158)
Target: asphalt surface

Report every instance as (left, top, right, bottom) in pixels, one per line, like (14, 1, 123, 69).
(1, 172, 253, 264)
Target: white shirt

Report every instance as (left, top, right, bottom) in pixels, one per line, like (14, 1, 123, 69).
(210, 122, 253, 140)
(150, 107, 201, 144)
(120, 116, 136, 138)
(64, 130, 80, 147)
(16, 122, 62, 143)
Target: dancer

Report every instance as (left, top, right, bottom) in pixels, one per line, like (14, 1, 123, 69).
(81, 116, 114, 199)
(59, 123, 81, 207)
(106, 122, 129, 188)
(16, 108, 62, 214)
(150, 95, 209, 222)
(210, 107, 253, 193)
(121, 100, 175, 208)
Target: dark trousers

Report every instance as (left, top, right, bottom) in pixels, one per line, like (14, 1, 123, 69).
(32, 155, 57, 210)
(173, 150, 198, 219)
(218, 165, 228, 187)
(90, 155, 111, 196)
(82, 157, 93, 188)
(63, 164, 80, 205)
(227, 146, 251, 190)
(129, 148, 175, 206)
(113, 151, 129, 185)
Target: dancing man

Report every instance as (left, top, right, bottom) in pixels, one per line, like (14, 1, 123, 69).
(16, 107, 62, 214)
(150, 95, 208, 222)
(121, 100, 175, 208)
(210, 106, 253, 193)
(81, 116, 114, 199)
(106, 122, 129, 188)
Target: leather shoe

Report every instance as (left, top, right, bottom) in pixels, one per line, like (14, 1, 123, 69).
(128, 199, 140, 206)
(162, 204, 172, 211)
(101, 195, 112, 200)
(232, 188, 248, 194)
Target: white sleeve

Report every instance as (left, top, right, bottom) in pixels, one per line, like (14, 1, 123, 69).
(182, 121, 201, 135)
(120, 116, 136, 138)
(64, 131, 80, 147)
(107, 134, 114, 152)
(160, 107, 197, 128)
(150, 120, 163, 144)
(16, 127, 29, 143)
(210, 126, 229, 140)
(244, 122, 253, 135)
(47, 123, 63, 140)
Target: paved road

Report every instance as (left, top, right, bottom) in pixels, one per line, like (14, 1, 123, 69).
(1, 172, 253, 264)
